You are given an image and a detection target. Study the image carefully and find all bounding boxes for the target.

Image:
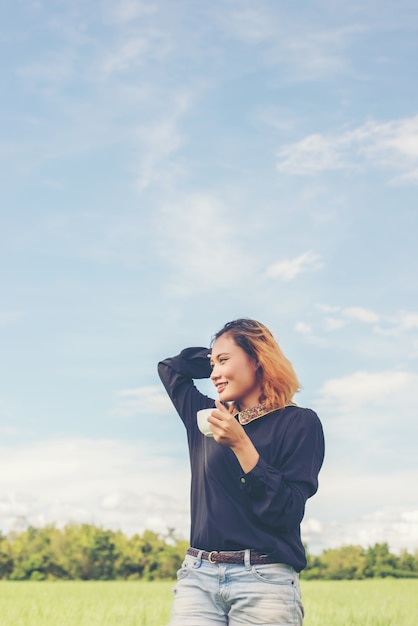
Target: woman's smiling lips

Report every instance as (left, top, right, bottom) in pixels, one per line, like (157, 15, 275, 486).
(216, 382, 228, 393)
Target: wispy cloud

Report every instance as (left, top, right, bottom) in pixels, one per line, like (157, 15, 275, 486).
(277, 115, 418, 181)
(223, 5, 277, 43)
(315, 305, 381, 333)
(318, 369, 416, 408)
(316, 369, 418, 470)
(342, 306, 380, 324)
(294, 322, 313, 335)
(156, 192, 254, 295)
(277, 134, 347, 175)
(303, 464, 418, 553)
(112, 386, 172, 419)
(266, 251, 323, 281)
(295, 304, 418, 360)
(134, 108, 187, 191)
(307, 371, 418, 552)
(220, 3, 369, 80)
(102, 0, 158, 24)
(314, 304, 418, 335)
(375, 310, 418, 336)
(100, 30, 171, 76)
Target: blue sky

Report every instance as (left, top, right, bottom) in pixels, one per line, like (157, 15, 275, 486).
(1, 0, 418, 553)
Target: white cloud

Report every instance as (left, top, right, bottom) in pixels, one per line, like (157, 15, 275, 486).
(277, 115, 418, 181)
(342, 306, 380, 324)
(397, 311, 418, 330)
(297, 303, 383, 343)
(224, 6, 277, 43)
(305, 463, 418, 553)
(266, 251, 323, 281)
(112, 385, 172, 419)
(294, 321, 328, 347)
(156, 193, 254, 295)
(316, 304, 340, 314)
(103, 0, 157, 24)
(0, 438, 190, 537)
(294, 322, 313, 335)
(134, 117, 184, 191)
(302, 504, 418, 554)
(277, 134, 346, 175)
(375, 310, 418, 336)
(101, 39, 151, 74)
(295, 304, 418, 361)
(133, 90, 194, 191)
(318, 369, 416, 409)
(100, 31, 171, 75)
(323, 317, 347, 331)
(1, 436, 417, 555)
(312, 304, 418, 337)
(315, 369, 418, 471)
(221, 4, 366, 80)
(283, 27, 354, 79)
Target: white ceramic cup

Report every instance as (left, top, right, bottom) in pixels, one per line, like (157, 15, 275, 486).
(197, 408, 215, 437)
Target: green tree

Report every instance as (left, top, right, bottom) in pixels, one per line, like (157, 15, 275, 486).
(7, 525, 65, 580)
(302, 545, 324, 579)
(364, 542, 398, 578)
(88, 528, 118, 580)
(0, 534, 14, 579)
(320, 545, 366, 580)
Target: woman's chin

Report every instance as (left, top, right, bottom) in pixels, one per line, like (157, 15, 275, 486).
(218, 392, 234, 404)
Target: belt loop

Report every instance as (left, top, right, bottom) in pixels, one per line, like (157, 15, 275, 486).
(244, 549, 251, 570)
(193, 549, 203, 568)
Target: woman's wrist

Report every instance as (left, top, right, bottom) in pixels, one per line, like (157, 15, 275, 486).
(231, 435, 260, 474)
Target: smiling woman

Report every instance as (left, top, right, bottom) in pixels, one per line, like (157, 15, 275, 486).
(158, 318, 325, 626)
(210, 318, 300, 410)
(210, 334, 262, 410)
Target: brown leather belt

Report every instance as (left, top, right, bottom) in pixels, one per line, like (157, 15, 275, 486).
(187, 547, 276, 565)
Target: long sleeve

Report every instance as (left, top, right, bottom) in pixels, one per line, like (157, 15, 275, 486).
(239, 408, 325, 533)
(157, 347, 214, 429)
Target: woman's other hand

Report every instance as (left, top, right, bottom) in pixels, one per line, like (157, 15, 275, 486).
(209, 400, 259, 473)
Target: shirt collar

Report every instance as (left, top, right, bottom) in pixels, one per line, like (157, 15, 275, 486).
(234, 403, 279, 425)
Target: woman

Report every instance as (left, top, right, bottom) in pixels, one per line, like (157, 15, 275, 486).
(158, 318, 324, 626)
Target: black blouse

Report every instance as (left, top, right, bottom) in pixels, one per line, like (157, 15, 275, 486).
(158, 347, 325, 572)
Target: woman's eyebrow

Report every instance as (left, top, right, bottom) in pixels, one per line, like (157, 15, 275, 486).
(211, 352, 230, 363)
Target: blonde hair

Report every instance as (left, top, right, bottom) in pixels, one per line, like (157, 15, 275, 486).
(211, 318, 300, 409)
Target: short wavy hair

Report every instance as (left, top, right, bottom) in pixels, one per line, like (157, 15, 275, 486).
(211, 318, 300, 409)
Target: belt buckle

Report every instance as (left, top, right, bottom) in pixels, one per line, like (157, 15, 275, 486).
(208, 550, 218, 564)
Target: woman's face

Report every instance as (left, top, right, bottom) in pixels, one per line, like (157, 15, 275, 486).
(210, 333, 262, 410)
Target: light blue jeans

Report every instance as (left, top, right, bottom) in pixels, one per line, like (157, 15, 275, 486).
(169, 551, 304, 626)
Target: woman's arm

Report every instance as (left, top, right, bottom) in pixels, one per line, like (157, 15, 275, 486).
(157, 347, 214, 428)
(208, 402, 324, 532)
(208, 400, 260, 472)
(238, 409, 325, 532)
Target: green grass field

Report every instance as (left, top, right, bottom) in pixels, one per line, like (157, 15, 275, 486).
(0, 579, 416, 625)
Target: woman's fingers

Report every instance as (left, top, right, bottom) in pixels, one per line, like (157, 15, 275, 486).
(208, 401, 241, 445)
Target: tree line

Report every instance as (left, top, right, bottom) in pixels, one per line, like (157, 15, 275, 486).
(304, 542, 418, 580)
(0, 524, 417, 581)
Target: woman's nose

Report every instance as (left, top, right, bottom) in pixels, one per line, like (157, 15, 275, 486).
(210, 365, 219, 381)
